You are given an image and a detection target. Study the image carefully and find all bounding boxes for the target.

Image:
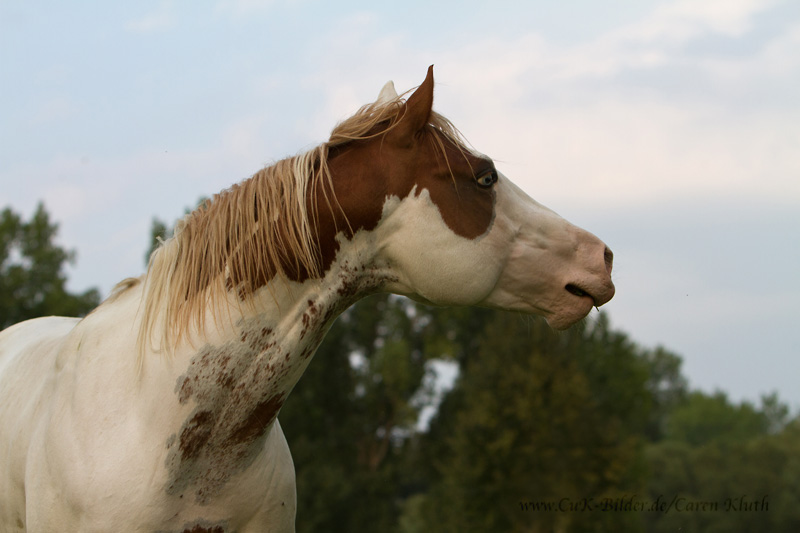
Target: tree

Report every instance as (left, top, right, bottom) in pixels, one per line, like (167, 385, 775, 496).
(665, 391, 773, 447)
(641, 346, 688, 441)
(0, 203, 99, 328)
(280, 294, 441, 533)
(643, 391, 795, 533)
(414, 312, 651, 533)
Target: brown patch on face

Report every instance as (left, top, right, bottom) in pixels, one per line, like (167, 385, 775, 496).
(310, 125, 497, 276)
(311, 69, 496, 272)
(419, 139, 496, 240)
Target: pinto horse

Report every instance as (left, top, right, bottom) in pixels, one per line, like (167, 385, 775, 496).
(0, 67, 614, 532)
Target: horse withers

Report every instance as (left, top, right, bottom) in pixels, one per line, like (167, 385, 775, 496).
(0, 66, 613, 532)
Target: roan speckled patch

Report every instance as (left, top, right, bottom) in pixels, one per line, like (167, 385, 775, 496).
(165, 317, 289, 504)
(156, 518, 229, 533)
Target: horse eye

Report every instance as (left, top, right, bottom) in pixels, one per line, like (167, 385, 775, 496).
(476, 171, 498, 188)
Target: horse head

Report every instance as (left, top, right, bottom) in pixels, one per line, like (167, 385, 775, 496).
(321, 66, 614, 329)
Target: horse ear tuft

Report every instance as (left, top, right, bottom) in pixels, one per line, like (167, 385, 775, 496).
(388, 65, 434, 146)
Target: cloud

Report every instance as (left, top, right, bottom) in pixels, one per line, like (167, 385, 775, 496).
(214, 0, 277, 17)
(2, 136, 270, 295)
(31, 96, 80, 125)
(266, 0, 798, 212)
(125, 3, 176, 33)
(401, 1, 800, 210)
(638, 0, 776, 41)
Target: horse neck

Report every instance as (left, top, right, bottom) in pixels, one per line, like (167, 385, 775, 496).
(167, 222, 394, 396)
(143, 228, 396, 503)
(162, 279, 335, 431)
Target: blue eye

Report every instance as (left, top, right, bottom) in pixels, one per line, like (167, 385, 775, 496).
(476, 171, 498, 188)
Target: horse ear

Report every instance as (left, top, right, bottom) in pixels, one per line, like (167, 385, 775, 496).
(388, 65, 434, 146)
(376, 81, 398, 105)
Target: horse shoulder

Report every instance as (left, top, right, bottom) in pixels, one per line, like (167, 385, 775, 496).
(0, 316, 80, 428)
(0, 316, 80, 530)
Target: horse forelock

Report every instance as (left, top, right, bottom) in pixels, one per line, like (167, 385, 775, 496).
(136, 89, 473, 361)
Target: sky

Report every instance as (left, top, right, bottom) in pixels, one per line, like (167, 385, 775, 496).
(1, 0, 798, 409)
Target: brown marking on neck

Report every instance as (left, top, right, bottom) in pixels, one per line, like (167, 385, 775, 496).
(183, 526, 225, 533)
(158, 520, 229, 533)
(155, 519, 229, 533)
(228, 392, 285, 445)
(165, 318, 292, 504)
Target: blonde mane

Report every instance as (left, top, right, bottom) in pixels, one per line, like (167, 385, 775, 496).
(137, 89, 470, 359)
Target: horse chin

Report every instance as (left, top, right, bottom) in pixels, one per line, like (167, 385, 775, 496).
(545, 314, 583, 331)
(544, 315, 571, 331)
(544, 302, 595, 330)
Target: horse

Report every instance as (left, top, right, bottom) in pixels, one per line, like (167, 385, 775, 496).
(0, 66, 614, 532)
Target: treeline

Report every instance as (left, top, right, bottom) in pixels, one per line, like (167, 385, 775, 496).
(280, 295, 800, 532)
(3, 203, 798, 532)
(0, 203, 100, 329)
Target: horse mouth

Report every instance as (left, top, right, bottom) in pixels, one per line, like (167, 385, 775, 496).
(565, 283, 595, 305)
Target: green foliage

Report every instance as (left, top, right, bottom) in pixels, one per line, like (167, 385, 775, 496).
(280, 294, 440, 533)
(0, 203, 99, 328)
(277, 293, 800, 532)
(643, 425, 799, 532)
(642, 391, 796, 532)
(641, 346, 688, 441)
(415, 312, 650, 533)
(665, 391, 775, 446)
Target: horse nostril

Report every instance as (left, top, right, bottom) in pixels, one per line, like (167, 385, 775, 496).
(604, 247, 614, 275)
